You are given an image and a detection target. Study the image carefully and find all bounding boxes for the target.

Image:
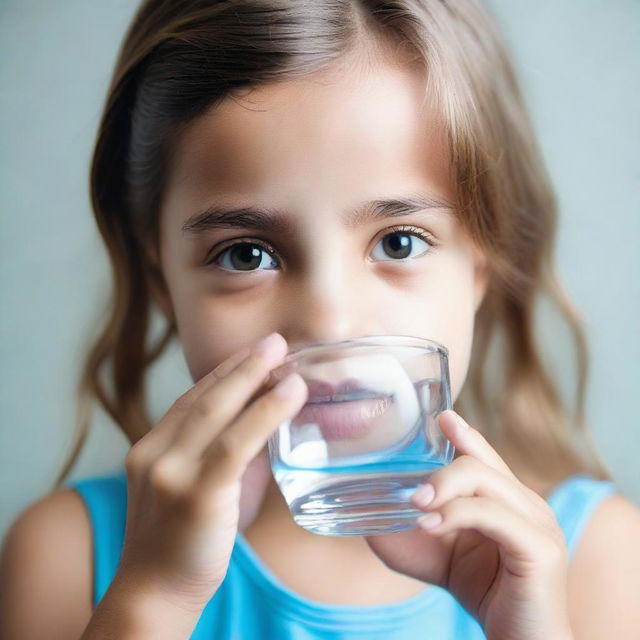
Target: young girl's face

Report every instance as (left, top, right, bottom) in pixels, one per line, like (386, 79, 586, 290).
(156, 55, 489, 403)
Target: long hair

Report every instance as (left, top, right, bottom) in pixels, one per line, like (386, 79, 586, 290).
(52, 0, 612, 492)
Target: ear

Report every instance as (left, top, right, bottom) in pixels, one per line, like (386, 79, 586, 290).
(143, 242, 175, 325)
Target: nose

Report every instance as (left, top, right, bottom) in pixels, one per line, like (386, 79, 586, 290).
(281, 269, 382, 352)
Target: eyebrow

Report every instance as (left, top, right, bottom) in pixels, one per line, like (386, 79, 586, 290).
(181, 192, 456, 239)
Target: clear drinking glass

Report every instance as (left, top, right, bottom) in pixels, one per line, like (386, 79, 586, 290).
(264, 335, 454, 536)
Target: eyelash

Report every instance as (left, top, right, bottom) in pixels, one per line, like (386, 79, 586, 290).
(204, 224, 437, 271)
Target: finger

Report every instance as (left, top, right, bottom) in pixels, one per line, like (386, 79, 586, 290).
(176, 333, 285, 414)
(129, 333, 285, 466)
(410, 455, 551, 525)
(190, 346, 252, 397)
(199, 372, 308, 484)
(415, 496, 566, 575)
(167, 333, 290, 458)
(438, 410, 516, 479)
(181, 334, 282, 406)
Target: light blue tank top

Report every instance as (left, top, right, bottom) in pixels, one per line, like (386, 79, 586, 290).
(67, 471, 616, 639)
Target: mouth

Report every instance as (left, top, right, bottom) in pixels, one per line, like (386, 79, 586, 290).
(296, 378, 393, 440)
(304, 377, 382, 403)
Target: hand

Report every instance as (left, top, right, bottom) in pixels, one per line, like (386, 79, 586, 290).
(365, 410, 573, 640)
(115, 332, 307, 614)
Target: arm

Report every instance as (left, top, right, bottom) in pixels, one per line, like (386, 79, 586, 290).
(0, 490, 93, 640)
(79, 572, 205, 640)
(567, 494, 640, 640)
(0, 489, 207, 640)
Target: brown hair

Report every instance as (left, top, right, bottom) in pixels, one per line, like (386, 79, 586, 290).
(52, 0, 612, 493)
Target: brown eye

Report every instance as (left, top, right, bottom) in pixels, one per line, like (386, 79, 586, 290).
(371, 228, 434, 262)
(207, 241, 279, 272)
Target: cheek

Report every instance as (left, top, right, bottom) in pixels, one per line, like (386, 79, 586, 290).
(164, 236, 275, 379)
(442, 304, 475, 402)
(174, 295, 264, 383)
(377, 263, 477, 403)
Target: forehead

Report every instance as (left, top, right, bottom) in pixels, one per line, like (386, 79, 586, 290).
(161, 60, 454, 225)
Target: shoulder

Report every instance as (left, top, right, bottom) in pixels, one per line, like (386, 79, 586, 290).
(568, 493, 640, 639)
(0, 487, 93, 640)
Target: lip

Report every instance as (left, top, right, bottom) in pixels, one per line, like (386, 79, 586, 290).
(305, 377, 377, 403)
(295, 395, 393, 440)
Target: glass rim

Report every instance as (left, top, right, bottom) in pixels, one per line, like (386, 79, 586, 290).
(282, 334, 448, 364)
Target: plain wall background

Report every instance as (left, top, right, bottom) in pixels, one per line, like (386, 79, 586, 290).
(1, 0, 639, 543)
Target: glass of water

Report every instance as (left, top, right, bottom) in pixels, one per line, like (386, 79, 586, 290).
(264, 334, 454, 536)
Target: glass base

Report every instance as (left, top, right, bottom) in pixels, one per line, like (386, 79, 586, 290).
(282, 472, 430, 536)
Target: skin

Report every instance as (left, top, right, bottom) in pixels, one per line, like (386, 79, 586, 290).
(143, 48, 573, 638)
(155, 52, 487, 517)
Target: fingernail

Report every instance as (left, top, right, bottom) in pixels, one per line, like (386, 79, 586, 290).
(417, 512, 443, 529)
(254, 332, 283, 355)
(274, 373, 303, 398)
(412, 483, 435, 508)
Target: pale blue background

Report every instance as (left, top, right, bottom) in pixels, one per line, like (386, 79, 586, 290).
(1, 1, 639, 542)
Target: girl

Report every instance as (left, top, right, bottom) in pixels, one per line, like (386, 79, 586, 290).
(2, 1, 639, 639)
